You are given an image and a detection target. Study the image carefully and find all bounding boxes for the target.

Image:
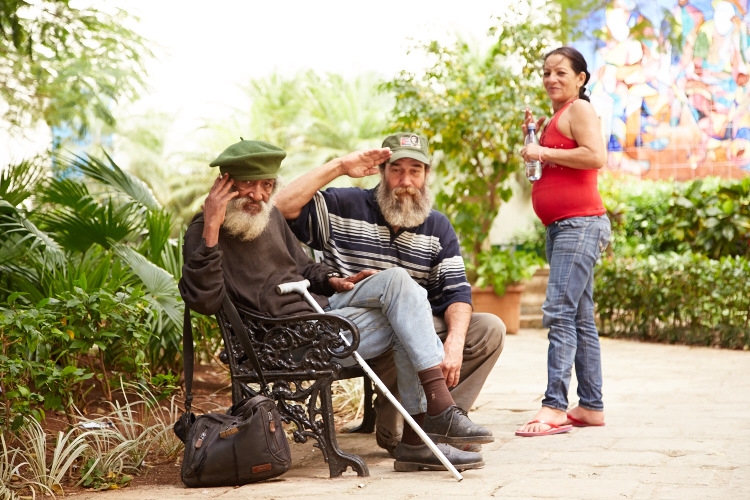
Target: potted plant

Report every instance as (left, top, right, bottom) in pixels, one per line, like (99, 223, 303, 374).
(467, 247, 545, 334)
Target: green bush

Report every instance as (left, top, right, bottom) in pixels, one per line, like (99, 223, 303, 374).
(0, 282, 161, 431)
(601, 176, 750, 259)
(594, 252, 750, 349)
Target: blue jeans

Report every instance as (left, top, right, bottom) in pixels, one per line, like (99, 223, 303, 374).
(327, 267, 444, 415)
(542, 215, 611, 412)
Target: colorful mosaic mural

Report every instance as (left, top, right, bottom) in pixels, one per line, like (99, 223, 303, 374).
(575, 0, 750, 179)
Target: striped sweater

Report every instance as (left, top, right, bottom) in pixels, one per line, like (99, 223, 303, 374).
(286, 187, 472, 314)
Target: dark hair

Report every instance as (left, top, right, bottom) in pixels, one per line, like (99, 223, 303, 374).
(544, 46, 591, 102)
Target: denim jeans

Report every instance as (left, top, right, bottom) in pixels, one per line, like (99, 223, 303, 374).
(327, 267, 444, 415)
(542, 215, 611, 412)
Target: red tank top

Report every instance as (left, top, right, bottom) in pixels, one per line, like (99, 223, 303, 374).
(531, 100, 605, 226)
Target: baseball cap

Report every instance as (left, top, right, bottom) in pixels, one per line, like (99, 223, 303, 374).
(382, 133, 430, 165)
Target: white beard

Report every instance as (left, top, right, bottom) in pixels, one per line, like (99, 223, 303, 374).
(222, 198, 274, 241)
(375, 182, 433, 229)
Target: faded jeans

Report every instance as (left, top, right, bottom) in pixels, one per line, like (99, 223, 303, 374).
(542, 215, 611, 412)
(327, 267, 444, 415)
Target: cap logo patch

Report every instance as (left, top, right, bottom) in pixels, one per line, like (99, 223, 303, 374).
(400, 135, 421, 148)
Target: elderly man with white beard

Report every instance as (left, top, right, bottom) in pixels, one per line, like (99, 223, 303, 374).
(275, 133, 506, 456)
(178, 139, 494, 473)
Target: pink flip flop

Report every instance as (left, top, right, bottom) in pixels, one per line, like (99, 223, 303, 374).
(515, 420, 573, 437)
(566, 414, 606, 427)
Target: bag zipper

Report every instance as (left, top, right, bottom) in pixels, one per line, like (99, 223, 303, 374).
(195, 429, 207, 448)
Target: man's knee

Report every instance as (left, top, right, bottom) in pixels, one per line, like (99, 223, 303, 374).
(467, 312, 506, 357)
(380, 267, 411, 280)
(379, 267, 426, 296)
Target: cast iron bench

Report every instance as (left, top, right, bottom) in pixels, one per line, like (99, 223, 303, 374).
(215, 302, 376, 478)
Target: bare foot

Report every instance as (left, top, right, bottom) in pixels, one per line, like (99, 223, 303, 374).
(565, 406, 605, 427)
(516, 407, 569, 436)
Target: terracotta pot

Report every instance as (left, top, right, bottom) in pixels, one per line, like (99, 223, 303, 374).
(471, 284, 526, 334)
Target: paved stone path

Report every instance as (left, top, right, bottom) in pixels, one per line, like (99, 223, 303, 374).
(69, 329, 750, 499)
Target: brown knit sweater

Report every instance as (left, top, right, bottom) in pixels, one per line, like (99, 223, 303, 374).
(179, 208, 334, 318)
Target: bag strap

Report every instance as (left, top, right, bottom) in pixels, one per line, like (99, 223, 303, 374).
(220, 294, 270, 395)
(182, 307, 195, 413)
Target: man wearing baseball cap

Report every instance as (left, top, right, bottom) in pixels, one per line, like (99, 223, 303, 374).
(179, 139, 493, 472)
(275, 133, 505, 457)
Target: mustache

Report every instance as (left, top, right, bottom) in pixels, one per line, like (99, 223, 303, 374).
(236, 199, 266, 209)
(228, 198, 270, 215)
(392, 186, 420, 197)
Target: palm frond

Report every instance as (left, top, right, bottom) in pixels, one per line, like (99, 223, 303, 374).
(0, 202, 67, 275)
(159, 232, 184, 280)
(0, 157, 47, 207)
(141, 209, 175, 265)
(111, 243, 183, 330)
(55, 150, 161, 210)
(37, 177, 92, 210)
(38, 200, 143, 252)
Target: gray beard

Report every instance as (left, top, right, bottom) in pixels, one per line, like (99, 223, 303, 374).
(375, 182, 433, 228)
(223, 198, 274, 241)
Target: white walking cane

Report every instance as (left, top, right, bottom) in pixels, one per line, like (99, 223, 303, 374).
(277, 279, 463, 482)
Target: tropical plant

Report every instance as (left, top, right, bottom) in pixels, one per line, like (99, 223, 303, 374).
(118, 382, 183, 463)
(0, 151, 186, 430)
(182, 71, 391, 209)
(5, 153, 183, 364)
(18, 417, 93, 495)
(600, 176, 750, 259)
(0, 294, 50, 430)
(595, 252, 750, 349)
(298, 71, 392, 180)
(0, 430, 44, 499)
(76, 418, 143, 491)
(2, 378, 185, 495)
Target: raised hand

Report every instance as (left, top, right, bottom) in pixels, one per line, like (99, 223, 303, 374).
(202, 174, 238, 246)
(338, 148, 392, 178)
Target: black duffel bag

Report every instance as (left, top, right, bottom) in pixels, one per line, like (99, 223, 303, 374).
(176, 394, 291, 487)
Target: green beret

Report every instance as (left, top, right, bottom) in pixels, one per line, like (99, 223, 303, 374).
(209, 139, 286, 180)
(382, 133, 430, 165)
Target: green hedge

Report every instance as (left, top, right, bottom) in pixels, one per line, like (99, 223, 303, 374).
(594, 252, 750, 350)
(601, 176, 750, 259)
